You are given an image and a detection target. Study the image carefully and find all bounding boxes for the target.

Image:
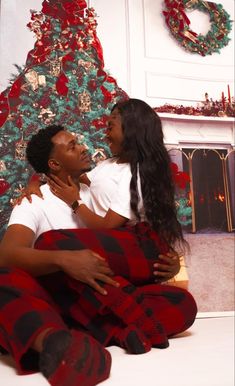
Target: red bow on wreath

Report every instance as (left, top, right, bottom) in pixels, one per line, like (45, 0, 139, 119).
(163, 1, 190, 31)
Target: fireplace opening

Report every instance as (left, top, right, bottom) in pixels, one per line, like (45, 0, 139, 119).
(184, 149, 227, 232)
(169, 148, 235, 233)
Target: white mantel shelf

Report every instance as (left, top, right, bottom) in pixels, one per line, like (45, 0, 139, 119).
(158, 113, 235, 123)
(158, 113, 235, 148)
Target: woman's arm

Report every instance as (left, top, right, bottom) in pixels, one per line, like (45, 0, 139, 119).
(13, 174, 44, 205)
(48, 175, 128, 229)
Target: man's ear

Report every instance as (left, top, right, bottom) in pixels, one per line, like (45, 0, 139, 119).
(48, 158, 61, 171)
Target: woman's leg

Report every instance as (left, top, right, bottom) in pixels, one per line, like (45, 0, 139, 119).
(140, 283, 197, 338)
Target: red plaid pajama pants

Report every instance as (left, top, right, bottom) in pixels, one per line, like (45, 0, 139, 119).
(0, 224, 197, 374)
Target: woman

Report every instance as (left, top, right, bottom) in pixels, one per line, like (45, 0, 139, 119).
(47, 98, 187, 253)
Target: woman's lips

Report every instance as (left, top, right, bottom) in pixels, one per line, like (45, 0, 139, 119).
(105, 136, 112, 145)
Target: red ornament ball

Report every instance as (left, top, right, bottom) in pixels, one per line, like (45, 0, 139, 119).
(0, 179, 10, 195)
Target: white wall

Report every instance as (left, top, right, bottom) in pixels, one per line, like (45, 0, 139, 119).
(0, 0, 234, 107)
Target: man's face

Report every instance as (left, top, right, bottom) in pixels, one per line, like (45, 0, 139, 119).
(50, 130, 91, 177)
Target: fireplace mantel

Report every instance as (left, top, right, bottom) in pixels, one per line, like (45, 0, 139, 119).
(158, 113, 235, 148)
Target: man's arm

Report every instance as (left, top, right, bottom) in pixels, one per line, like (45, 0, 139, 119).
(0, 224, 61, 276)
(0, 224, 119, 295)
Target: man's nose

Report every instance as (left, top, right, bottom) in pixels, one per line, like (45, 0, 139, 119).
(80, 145, 89, 156)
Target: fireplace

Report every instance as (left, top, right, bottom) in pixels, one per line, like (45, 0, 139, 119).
(159, 113, 235, 234)
(169, 148, 235, 233)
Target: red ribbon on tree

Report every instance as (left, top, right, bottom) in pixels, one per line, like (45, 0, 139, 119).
(0, 93, 10, 128)
(91, 116, 108, 130)
(42, 0, 87, 21)
(100, 86, 113, 105)
(56, 73, 69, 96)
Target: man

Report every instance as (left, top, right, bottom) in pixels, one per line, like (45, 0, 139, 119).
(0, 125, 117, 386)
(0, 125, 197, 386)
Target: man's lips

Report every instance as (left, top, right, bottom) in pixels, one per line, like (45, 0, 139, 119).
(81, 154, 91, 162)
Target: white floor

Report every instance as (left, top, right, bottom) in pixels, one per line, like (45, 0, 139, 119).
(0, 312, 234, 386)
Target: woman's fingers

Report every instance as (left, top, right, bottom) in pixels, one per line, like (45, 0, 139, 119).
(25, 191, 33, 203)
(48, 175, 66, 188)
(68, 175, 76, 186)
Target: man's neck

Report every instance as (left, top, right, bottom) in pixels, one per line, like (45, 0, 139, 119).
(49, 173, 80, 187)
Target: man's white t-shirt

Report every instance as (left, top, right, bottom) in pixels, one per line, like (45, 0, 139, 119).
(8, 183, 92, 244)
(87, 158, 145, 225)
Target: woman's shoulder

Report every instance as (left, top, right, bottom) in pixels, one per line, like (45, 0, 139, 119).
(91, 157, 122, 173)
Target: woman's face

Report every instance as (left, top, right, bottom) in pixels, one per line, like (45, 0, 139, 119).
(106, 108, 124, 156)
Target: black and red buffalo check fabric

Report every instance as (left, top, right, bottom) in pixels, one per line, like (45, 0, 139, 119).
(0, 223, 197, 374)
(35, 222, 169, 285)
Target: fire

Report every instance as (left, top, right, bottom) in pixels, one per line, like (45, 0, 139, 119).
(218, 193, 225, 202)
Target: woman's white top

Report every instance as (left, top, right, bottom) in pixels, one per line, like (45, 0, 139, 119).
(87, 158, 145, 225)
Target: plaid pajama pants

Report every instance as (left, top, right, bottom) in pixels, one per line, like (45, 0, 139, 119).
(0, 223, 197, 374)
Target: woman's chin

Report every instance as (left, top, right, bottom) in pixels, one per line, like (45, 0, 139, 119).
(109, 144, 119, 156)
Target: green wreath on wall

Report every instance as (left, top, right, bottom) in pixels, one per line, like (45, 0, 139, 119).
(163, 0, 233, 56)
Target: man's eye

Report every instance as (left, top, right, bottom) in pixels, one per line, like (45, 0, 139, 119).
(69, 143, 76, 150)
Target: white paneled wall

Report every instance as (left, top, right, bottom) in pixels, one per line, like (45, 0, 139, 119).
(0, 0, 234, 107)
(127, 0, 234, 106)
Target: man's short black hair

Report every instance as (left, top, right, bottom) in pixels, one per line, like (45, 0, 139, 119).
(26, 125, 64, 174)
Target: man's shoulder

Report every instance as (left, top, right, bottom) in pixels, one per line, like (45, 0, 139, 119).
(9, 185, 50, 218)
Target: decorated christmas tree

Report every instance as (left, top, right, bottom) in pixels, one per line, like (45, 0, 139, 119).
(0, 0, 128, 239)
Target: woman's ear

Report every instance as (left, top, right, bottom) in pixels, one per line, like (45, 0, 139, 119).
(48, 158, 61, 171)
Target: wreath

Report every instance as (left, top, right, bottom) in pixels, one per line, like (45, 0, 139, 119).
(163, 0, 233, 56)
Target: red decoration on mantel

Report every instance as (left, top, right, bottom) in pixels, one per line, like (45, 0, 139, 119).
(155, 90, 235, 118)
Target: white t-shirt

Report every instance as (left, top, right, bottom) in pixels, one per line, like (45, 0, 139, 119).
(8, 183, 92, 244)
(87, 158, 145, 225)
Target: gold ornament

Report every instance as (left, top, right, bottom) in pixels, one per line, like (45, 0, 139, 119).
(49, 57, 61, 76)
(25, 70, 39, 91)
(38, 75, 46, 87)
(38, 108, 56, 124)
(218, 110, 226, 117)
(92, 149, 107, 164)
(0, 160, 7, 172)
(78, 59, 94, 71)
(78, 91, 91, 113)
(25, 70, 46, 90)
(15, 139, 27, 160)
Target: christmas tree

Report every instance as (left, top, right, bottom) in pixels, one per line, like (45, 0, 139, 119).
(170, 162, 192, 228)
(0, 0, 128, 239)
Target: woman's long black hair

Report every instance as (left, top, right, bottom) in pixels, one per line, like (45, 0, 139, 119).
(112, 98, 187, 252)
